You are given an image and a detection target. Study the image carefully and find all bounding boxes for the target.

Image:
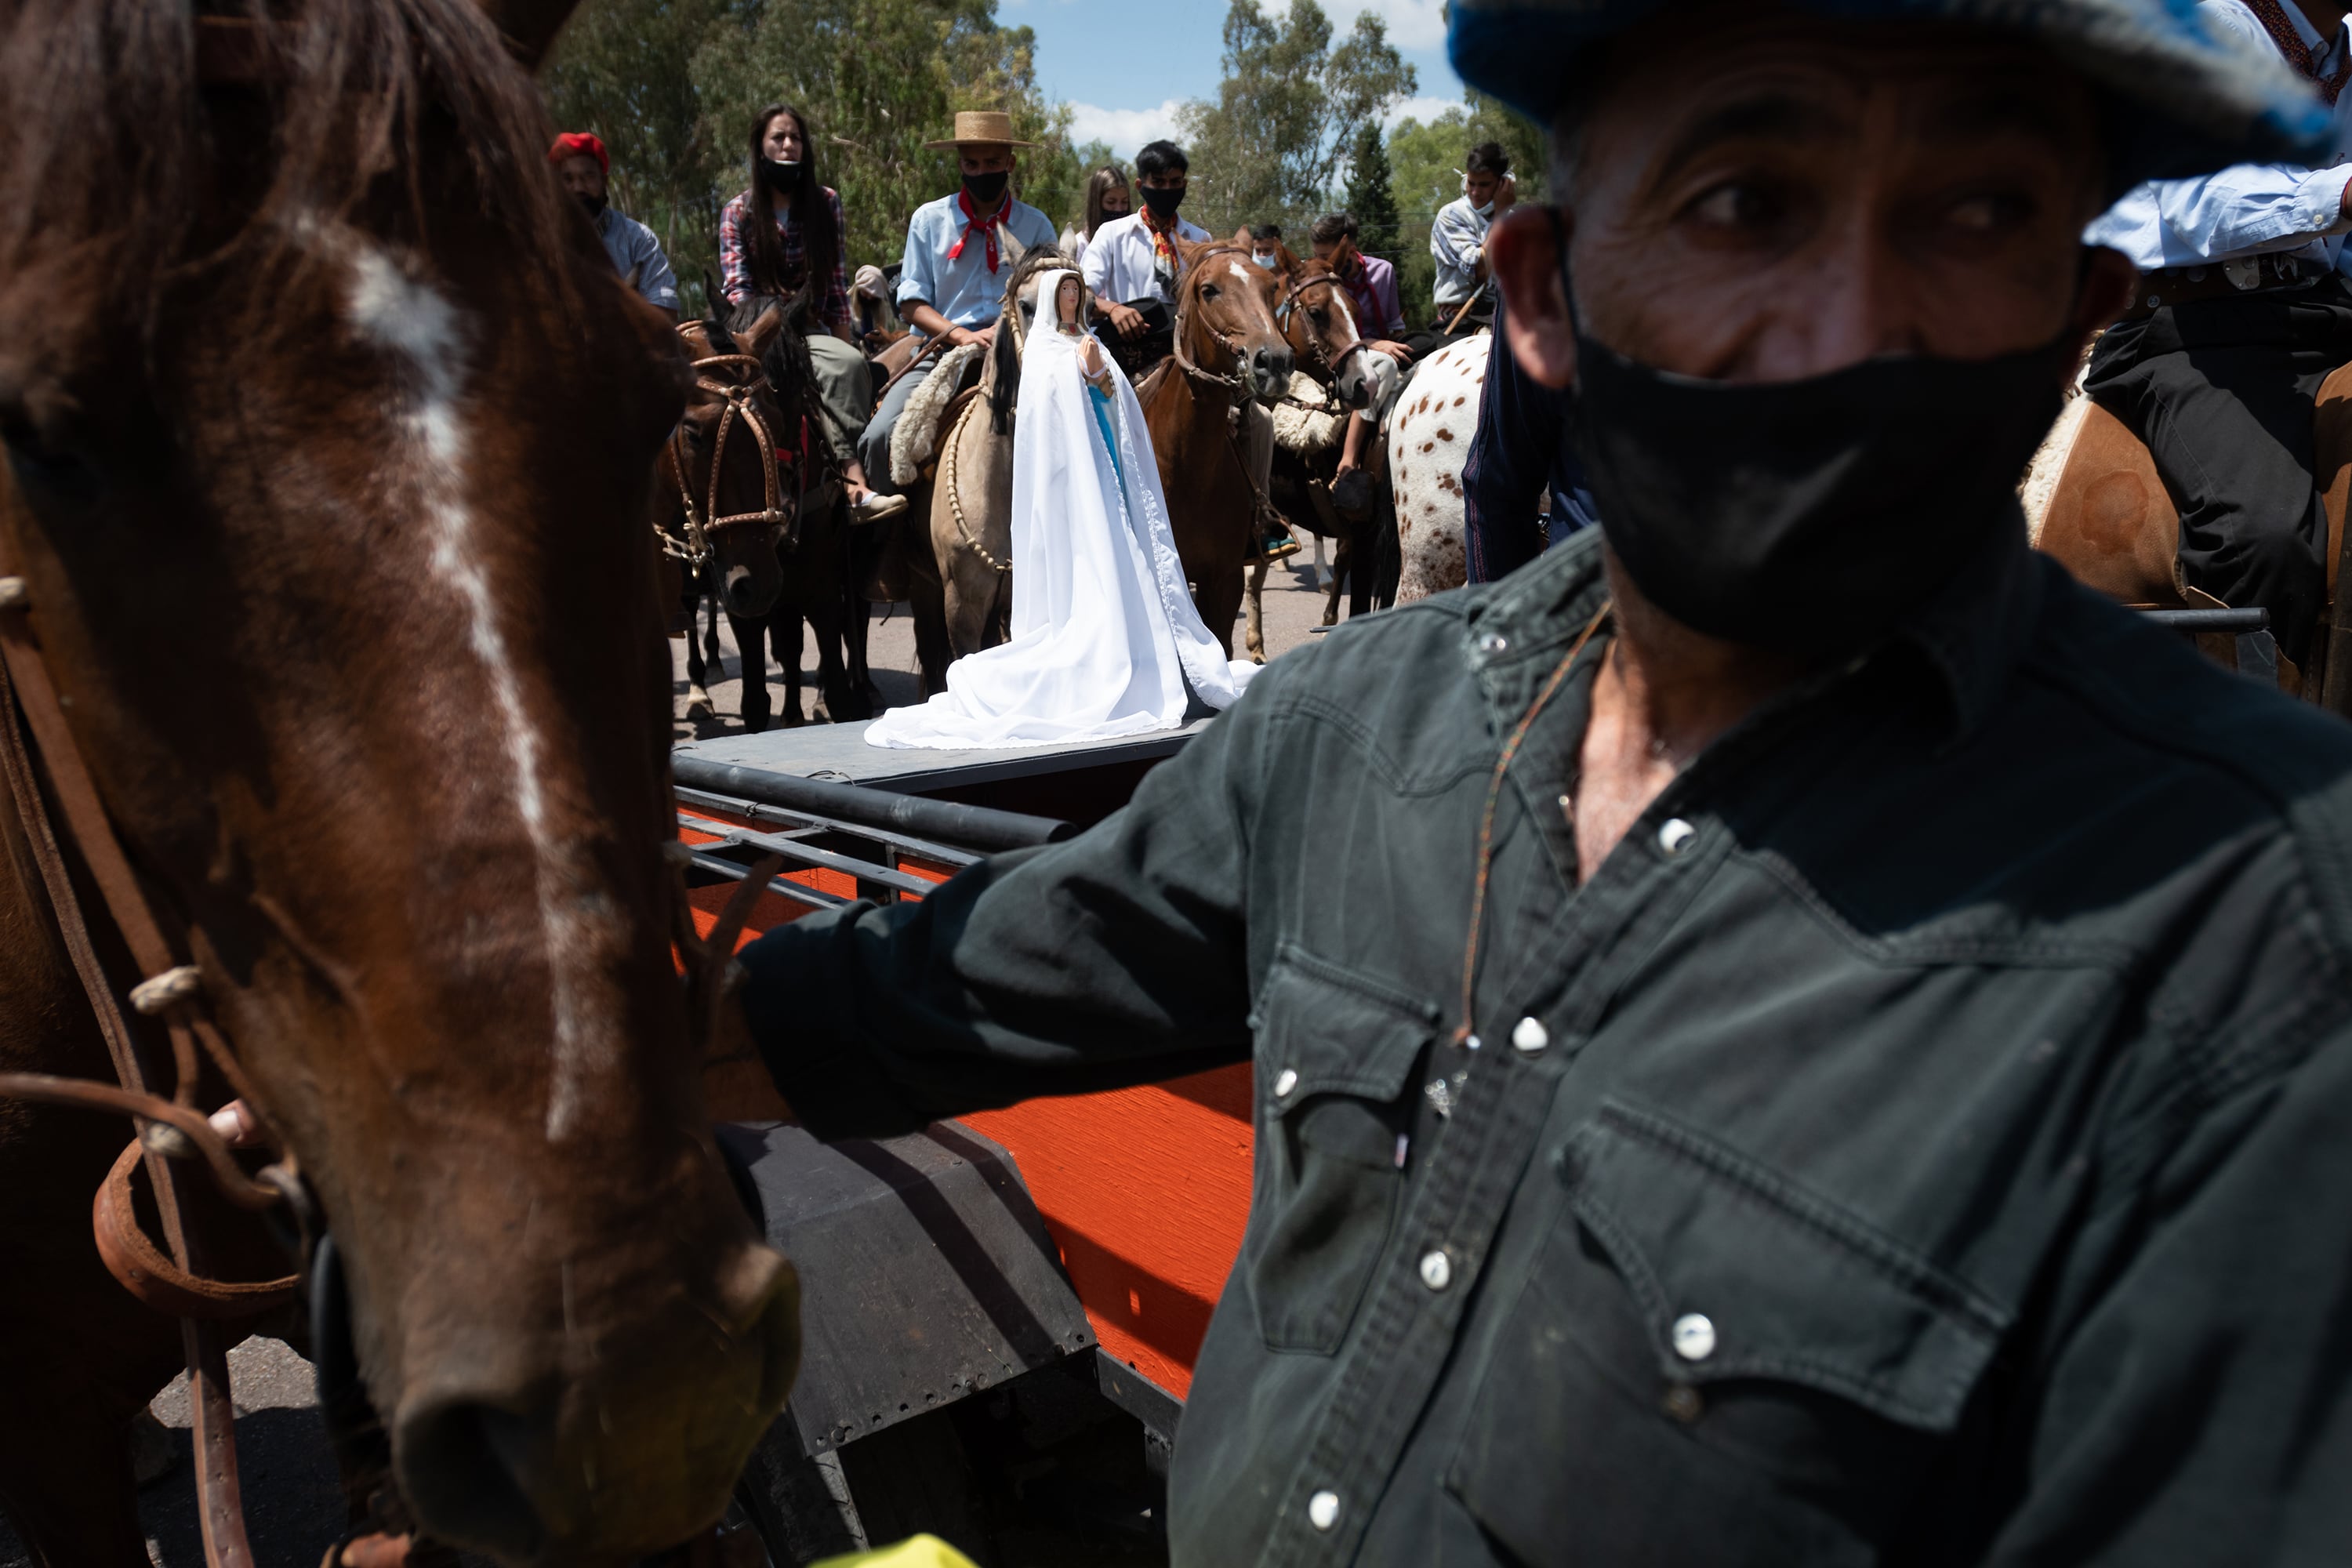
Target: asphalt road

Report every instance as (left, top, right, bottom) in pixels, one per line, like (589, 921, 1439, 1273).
(0, 550, 1356, 1567)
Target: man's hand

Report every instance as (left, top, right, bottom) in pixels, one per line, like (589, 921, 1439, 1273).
(1494, 174, 1519, 216)
(946, 323, 996, 351)
(1104, 301, 1148, 339)
(1368, 339, 1414, 365)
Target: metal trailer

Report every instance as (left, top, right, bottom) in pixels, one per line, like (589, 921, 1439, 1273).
(672, 721, 1240, 1566)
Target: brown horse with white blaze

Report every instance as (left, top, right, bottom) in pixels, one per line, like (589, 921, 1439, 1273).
(0, 1, 796, 1562)
(1139, 236, 1295, 657)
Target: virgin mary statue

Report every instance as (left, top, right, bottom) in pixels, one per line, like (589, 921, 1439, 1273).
(864, 267, 1257, 750)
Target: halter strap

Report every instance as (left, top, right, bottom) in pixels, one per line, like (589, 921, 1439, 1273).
(659, 334, 800, 565)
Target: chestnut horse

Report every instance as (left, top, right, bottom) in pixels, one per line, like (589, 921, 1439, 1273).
(2032, 364, 2352, 712)
(0, 2, 796, 1562)
(1138, 238, 1297, 658)
(1244, 251, 1382, 658)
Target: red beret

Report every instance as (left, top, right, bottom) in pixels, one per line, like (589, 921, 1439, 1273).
(547, 132, 608, 174)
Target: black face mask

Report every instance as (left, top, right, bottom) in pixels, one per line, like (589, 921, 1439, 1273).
(962, 169, 1010, 206)
(1568, 331, 2067, 653)
(761, 158, 801, 194)
(576, 191, 607, 219)
(1139, 184, 1185, 220)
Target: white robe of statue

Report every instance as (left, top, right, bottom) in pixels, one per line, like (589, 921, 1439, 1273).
(864, 268, 1257, 750)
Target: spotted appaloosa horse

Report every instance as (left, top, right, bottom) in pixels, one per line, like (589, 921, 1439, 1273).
(1389, 332, 1491, 601)
(0, 2, 797, 1561)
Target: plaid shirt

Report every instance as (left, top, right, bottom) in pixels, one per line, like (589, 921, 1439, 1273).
(718, 187, 851, 328)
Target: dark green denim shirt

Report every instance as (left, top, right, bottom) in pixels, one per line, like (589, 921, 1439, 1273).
(742, 525, 2352, 1567)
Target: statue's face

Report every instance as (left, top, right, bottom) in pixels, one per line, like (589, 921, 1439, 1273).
(1058, 276, 1083, 328)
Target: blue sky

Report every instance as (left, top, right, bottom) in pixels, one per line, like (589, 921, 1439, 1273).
(996, 0, 1469, 160)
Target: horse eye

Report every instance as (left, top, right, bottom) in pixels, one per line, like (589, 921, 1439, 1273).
(1202, 285, 1220, 300)
(1310, 308, 1328, 326)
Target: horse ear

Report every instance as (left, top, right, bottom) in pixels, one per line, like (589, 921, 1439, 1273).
(1279, 242, 1304, 276)
(1232, 227, 1252, 247)
(474, 0, 578, 68)
(701, 271, 726, 326)
(739, 303, 786, 361)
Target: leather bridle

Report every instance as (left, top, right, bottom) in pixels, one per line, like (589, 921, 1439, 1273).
(0, 549, 307, 1568)
(1276, 269, 1376, 393)
(659, 336, 804, 568)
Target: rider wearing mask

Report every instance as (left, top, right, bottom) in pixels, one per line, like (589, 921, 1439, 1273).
(858, 111, 1060, 501)
(1080, 139, 1210, 377)
(547, 132, 678, 318)
(1250, 223, 1286, 269)
(739, 0, 2352, 1560)
(1062, 163, 1133, 270)
(718, 104, 899, 522)
(1429, 141, 1512, 332)
(1312, 210, 1416, 495)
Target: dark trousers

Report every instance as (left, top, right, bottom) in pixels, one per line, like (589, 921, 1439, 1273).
(2083, 277, 2352, 656)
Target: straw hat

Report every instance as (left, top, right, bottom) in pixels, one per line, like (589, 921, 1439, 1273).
(923, 110, 1037, 151)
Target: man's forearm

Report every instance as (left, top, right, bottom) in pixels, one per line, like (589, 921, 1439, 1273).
(905, 299, 954, 339)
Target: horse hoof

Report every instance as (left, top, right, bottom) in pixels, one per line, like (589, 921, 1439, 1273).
(685, 685, 713, 719)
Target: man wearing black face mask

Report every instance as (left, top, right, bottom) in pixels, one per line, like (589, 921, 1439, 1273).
(548, 132, 678, 318)
(1080, 139, 1209, 376)
(735, 3, 2352, 1563)
(857, 111, 1059, 500)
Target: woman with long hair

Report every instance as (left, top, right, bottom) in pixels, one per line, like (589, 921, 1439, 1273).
(717, 104, 902, 520)
(1058, 163, 1131, 268)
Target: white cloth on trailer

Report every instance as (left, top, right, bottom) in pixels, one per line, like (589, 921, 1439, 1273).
(865, 268, 1257, 750)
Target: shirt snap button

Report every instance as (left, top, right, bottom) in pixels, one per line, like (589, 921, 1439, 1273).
(1510, 1016, 1548, 1054)
(1657, 818, 1697, 856)
(1272, 1068, 1299, 1099)
(1418, 1249, 1453, 1291)
(1308, 1490, 1341, 1530)
(1661, 1384, 1705, 1423)
(1672, 1312, 1717, 1362)
(1478, 632, 1508, 655)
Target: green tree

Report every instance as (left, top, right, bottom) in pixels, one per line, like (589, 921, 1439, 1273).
(545, 0, 1077, 317)
(1341, 120, 1399, 265)
(1178, 0, 1416, 238)
(1384, 93, 1548, 328)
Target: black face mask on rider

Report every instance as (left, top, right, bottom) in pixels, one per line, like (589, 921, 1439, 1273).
(1139, 183, 1185, 221)
(761, 158, 802, 194)
(1559, 230, 2070, 654)
(576, 191, 608, 220)
(962, 169, 1010, 207)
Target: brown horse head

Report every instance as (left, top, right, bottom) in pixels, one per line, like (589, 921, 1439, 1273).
(1275, 252, 1377, 412)
(664, 300, 804, 619)
(1175, 234, 1294, 403)
(0, 1, 794, 1557)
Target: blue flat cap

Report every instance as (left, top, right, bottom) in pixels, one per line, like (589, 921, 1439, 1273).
(1450, 0, 2334, 185)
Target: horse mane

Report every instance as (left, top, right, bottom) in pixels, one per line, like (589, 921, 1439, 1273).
(988, 249, 1073, 437)
(724, 286, 819, 420)
(1, 0, 587, 343)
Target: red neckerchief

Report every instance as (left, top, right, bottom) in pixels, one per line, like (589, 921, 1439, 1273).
(946, 189, 1007, 273)
(1138, 206, 1180, 273)
(2246, 0, 2352, 101)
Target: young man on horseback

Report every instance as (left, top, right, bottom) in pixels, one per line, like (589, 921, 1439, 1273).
(2080, 0, 2352, 662)
(741, 2, 2352, 1563)
(1080, 139, 1210, 379)
(548, 131, 679, 317)
(1312, 210, 1416, 492)
(857, 111, 1058, 501)
(1426, 140, 1510, 335)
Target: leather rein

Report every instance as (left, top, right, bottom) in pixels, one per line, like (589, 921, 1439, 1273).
(0, 556, 307, 1568)
(659, 336, 807, 568)
(1275, 268, 1375, 396)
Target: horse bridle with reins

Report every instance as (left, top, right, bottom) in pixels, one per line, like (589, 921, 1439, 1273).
(0, 550, 309, 1568)
(659, 334, 804, 567)
(1164, 243, 1290, 535)
(1274, 269, 1376, 394)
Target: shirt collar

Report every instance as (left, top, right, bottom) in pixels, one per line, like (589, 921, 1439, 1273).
(1471, 513, 2043, 747)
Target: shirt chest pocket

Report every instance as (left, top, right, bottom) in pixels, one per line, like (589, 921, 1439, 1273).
(1445, 1101, 2014, 1564)
(1244, 958, 1436, 1356)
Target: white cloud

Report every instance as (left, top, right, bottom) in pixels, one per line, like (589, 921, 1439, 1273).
(1382, 93, 1463, 130)
(1066, 98, 1189, 160)
(1264, 0, 1447, 50)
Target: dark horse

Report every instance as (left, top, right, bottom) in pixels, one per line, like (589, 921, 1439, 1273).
(668, 292, 869, 729)
(0, 1, 797, 1561)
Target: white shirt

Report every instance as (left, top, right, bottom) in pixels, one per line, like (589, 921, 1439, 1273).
(1080, 211, 1212, 307)
(2083, 0, 2352, 271)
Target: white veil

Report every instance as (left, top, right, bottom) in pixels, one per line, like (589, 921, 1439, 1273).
(865, 267, 1257, 750)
